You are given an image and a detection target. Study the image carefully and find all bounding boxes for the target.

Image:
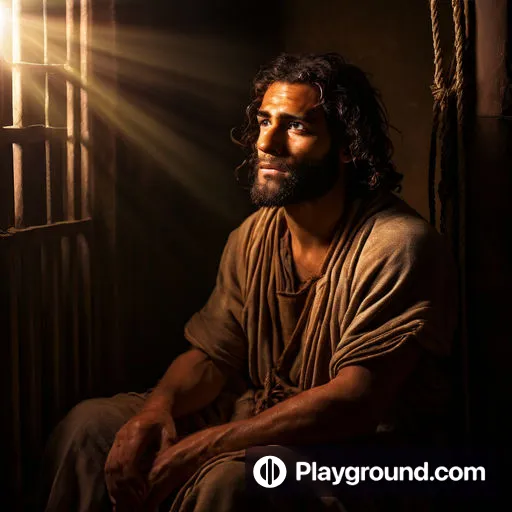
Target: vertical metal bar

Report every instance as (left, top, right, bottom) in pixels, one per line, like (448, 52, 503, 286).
(80, 0, 92, 395)
(0, 6, 14, 229)
(12, 0, 23, 228)
(0, 4, 4, 126)
(79, 233, 93, 395)
(25, 241, 42, 465)
(80, 0, 90, 219)
(60, 235, 71, 406)
(71, 235, 80, 397)
(40, 240, 50, 421)
(9, 245, 22, 499)
(52, 238, 62, 418)
(66, 0, 75, 221)
(44, 0, 52, 224)
(65, 0, 78, 410)
(47, 10, 65, 224)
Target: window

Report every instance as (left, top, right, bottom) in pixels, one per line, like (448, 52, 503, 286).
(0, 1, 115, 504)
(1, 0, 91, 230)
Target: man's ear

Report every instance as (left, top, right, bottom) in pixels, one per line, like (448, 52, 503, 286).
(339, 148, 352, 164)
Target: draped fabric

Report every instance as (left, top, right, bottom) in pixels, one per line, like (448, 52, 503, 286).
(173, 190, 457, 510)
(185, 190, 456, 413)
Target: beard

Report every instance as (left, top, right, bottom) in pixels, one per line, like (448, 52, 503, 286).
(248, 146, 341, 207)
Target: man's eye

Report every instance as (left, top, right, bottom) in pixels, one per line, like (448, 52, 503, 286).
(258, 119, 270, 127)
(289, 121, 306, 131)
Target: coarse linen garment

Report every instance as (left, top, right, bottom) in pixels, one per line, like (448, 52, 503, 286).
(168, 190, 458, 510)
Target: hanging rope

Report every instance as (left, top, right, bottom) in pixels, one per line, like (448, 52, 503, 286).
(428, 0, 444, 227)
(428, 0, 467, 236)
(428, 0, 470, 439)
(429, 0, 449, 108)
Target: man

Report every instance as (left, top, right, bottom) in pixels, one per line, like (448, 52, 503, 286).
(41, 53, 457, 511)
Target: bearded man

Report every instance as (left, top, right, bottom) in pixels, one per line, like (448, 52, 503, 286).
(40, 52, 457, 512)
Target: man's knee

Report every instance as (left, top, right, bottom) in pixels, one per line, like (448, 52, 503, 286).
(200, 460, 246, 491)
(52, 397, 134, 455)
(183, 460, 268, 512)
(39, 396, 144, 510)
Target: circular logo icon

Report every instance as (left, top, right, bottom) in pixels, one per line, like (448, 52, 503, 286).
(253, 455, 287, 488)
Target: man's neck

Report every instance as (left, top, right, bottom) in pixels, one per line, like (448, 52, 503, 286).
(283, 173, 346, 252)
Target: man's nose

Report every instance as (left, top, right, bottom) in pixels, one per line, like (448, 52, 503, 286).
(256, 126, 286, 156)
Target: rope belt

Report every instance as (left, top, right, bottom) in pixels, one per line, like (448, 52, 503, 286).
(253, 368, 301, 416)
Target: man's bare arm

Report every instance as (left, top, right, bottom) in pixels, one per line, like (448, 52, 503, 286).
(104, 347, 228, 505)
(143, 340, 423, 509)
(152, 339, 422, 470)
(144, 348, 228, 418)
(209, 340, 421, 450)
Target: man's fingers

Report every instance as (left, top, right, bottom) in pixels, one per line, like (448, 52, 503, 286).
(109, 473, 147, 509)
(160, 420, 178, 452)
(123, 425, 155, 463)
(106, 453, 149, 506)
(106, 413, 177, 509)
(160, 430, 173, 452)
(106, 429, 154, 485)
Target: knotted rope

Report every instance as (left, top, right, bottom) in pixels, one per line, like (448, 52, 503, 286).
(429, 0, 470, 438)
(428, 0, 466, 236)
(253, 368, 300, 416)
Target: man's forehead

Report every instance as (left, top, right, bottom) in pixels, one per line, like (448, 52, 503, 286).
(259, 82, 323, 119)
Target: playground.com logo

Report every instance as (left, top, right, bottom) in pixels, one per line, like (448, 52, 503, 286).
(252, 455, 288, 488)
(246, 445, 493, 498)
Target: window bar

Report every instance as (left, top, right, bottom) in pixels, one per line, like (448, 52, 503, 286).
(44, 0, 51, 224)
(80, 0, 89, 219)
(70, 231, 80, 398)
(12, 0, 23, 228)
(67, 0, 81, 399)
(66, 0, 75, 221)
(80, 0, 92, 396)
(9, 245, 23, 496)
(51, 237, 63, 418)
(25, 242, 43, 462)
(0, 5, 4, 127)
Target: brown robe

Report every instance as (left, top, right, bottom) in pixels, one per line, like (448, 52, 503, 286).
(171, 190, 457, 510)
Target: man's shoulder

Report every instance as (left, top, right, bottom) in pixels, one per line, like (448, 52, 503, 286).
(362, 194, 446, 257)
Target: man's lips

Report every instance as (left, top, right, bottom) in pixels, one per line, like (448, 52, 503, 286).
(259, 163, 288, 175)
(260, 168, 288, 178)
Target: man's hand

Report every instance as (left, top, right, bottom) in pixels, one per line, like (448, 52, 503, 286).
(105, 406, 178, 508)
(143, 427, 220, 510)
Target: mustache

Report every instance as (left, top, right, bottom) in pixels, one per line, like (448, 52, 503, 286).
(256, 157, 292, 173)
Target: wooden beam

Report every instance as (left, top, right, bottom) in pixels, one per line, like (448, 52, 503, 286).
(80, 0, 90, 219)
(0, 218, 92, 243)
(475, 0, 508, 116)
(12, 0, 23, 228)
(10, 62, 66, 73)
(0, 125, 67, 144)
(66, 0, 76, 221)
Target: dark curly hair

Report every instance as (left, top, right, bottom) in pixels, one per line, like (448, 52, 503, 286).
(232, 52, 402, 193)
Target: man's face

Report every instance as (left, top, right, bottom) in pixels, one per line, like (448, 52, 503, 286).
(249, 81, 340, 207)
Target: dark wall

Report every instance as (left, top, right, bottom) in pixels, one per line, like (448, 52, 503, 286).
(112, 0, 282, 391)
(282, 0, 453, 220)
